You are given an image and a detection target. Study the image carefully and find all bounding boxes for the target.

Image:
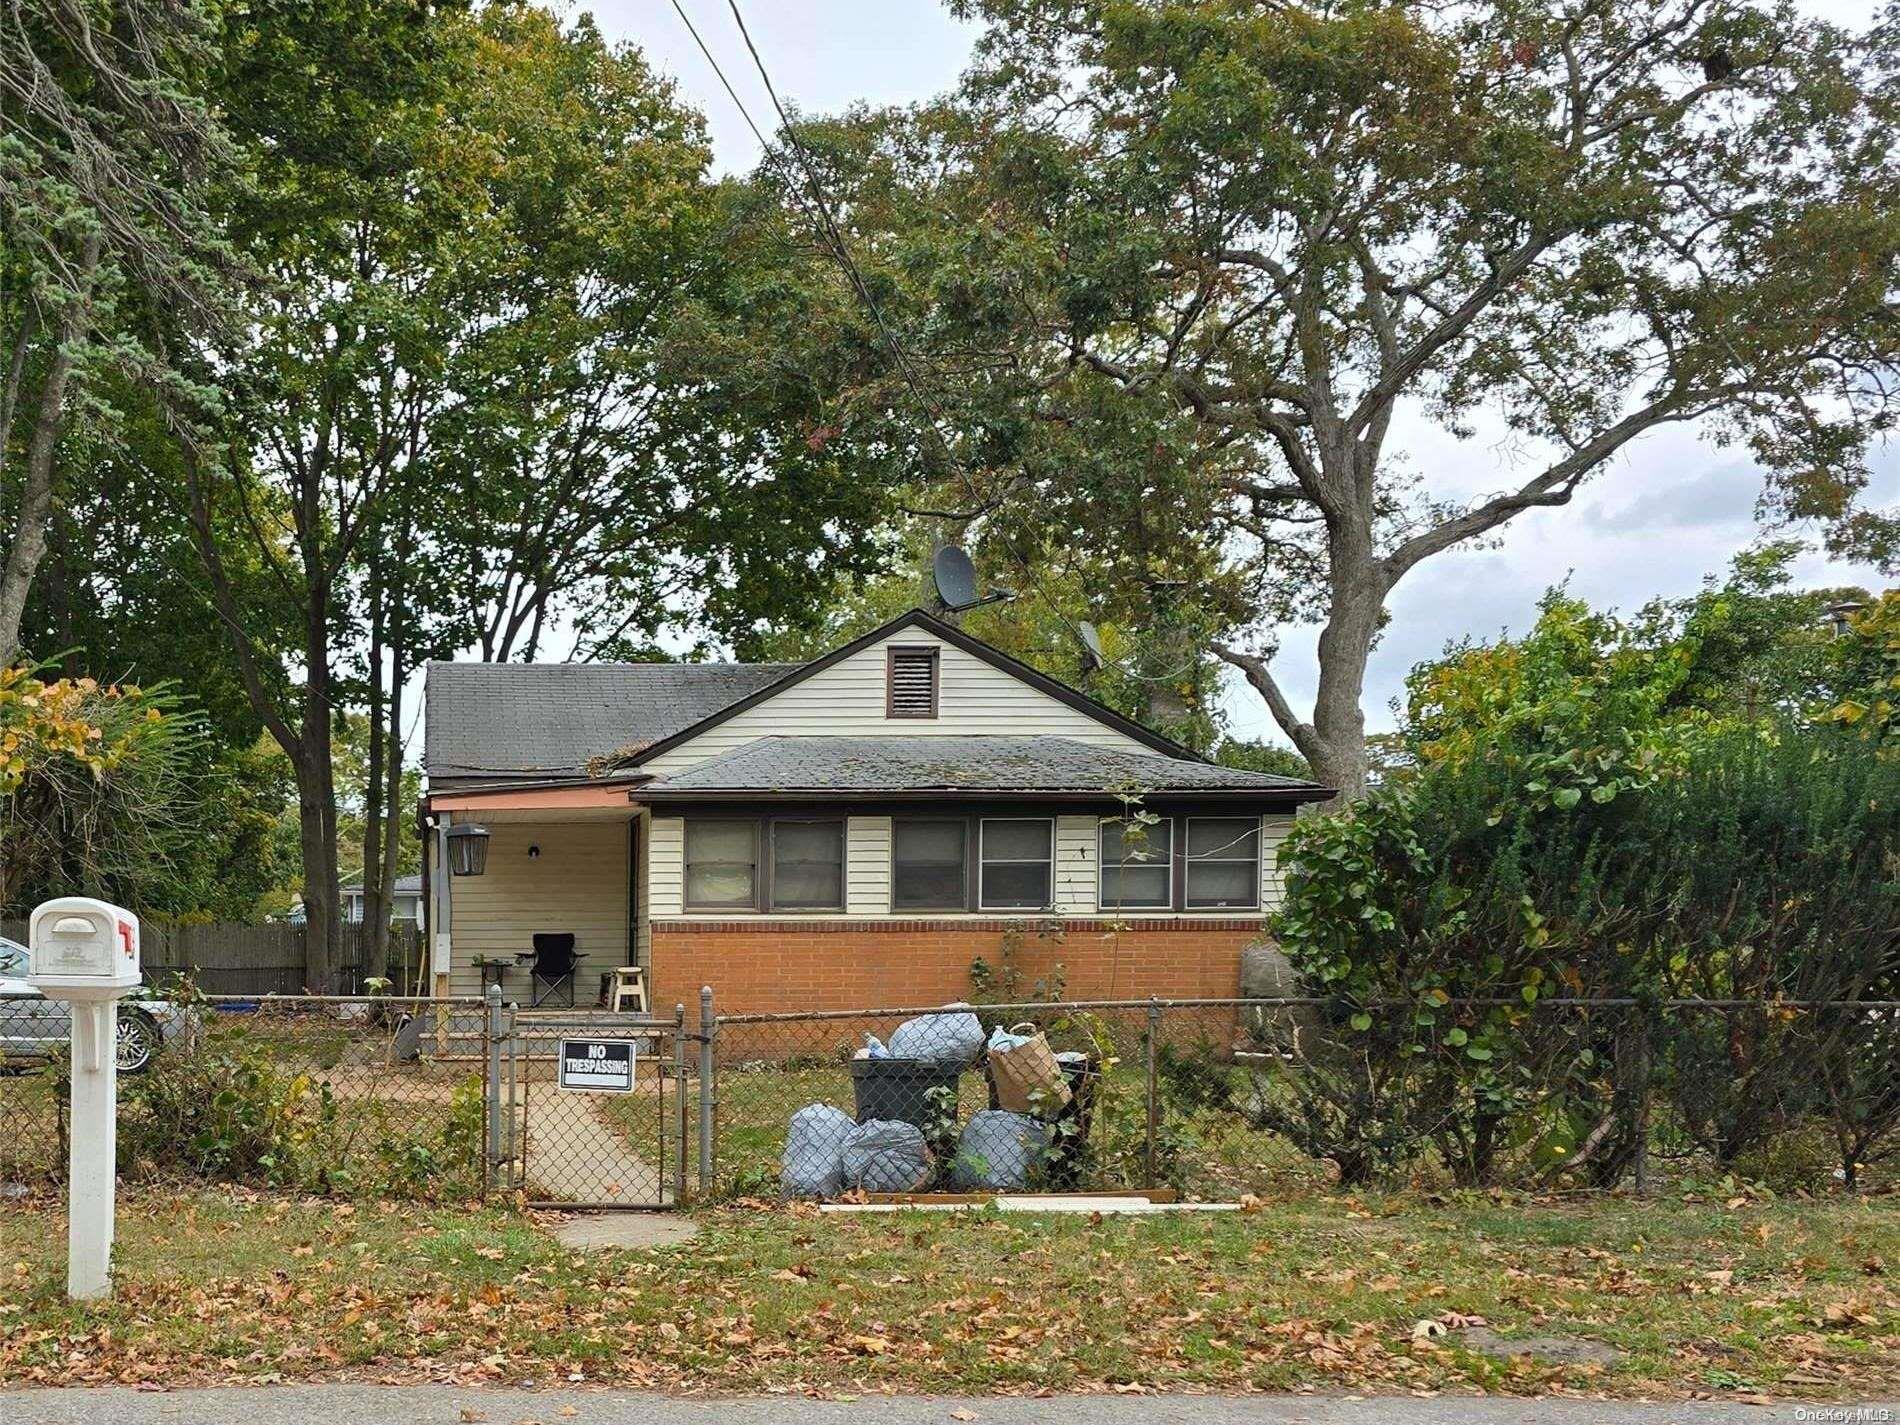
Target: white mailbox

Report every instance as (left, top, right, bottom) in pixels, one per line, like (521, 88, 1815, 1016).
(28, 896, 141, 999)
(27, 896, 142, 1301)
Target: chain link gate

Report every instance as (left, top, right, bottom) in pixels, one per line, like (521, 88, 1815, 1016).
(483, 986, 691, 1208)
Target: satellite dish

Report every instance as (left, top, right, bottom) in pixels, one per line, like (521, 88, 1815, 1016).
(930, 544, 1016, 614)
(1077, 621, 1106, 671)
(933, 546, 978, 610)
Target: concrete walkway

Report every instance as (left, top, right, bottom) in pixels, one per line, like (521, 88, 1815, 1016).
(7, 1385, 1892, 1425)
(521, 1084, 666, 1205)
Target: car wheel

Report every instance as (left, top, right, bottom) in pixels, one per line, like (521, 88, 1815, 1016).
(116, 1012, 159, 1074)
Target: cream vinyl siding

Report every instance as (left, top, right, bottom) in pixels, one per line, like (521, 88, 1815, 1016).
(1260, 814, 1292, 910)
(847, 816, 893, 914)
(1053, 815, 1096, 912)
(648, 812, 1294, 919)
(638, 629, 1154, 776)
(648, 815, 684, 917)
(444, 819, 629, 998)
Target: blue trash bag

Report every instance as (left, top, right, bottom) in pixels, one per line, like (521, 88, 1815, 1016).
(951, 1110, 1053, 1191)
(840, 1119, 932, 1193)
(889, 1006, 985, 1065)
(781, 1103, 855, 1199)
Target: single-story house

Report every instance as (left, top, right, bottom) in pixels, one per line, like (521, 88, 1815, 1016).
(340, 873, 424, 926)
(419, 608, 1331, 1017)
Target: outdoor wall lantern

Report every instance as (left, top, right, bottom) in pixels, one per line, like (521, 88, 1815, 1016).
(446, 822, 491, 877)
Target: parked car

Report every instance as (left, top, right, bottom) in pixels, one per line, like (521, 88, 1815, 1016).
(0, 935, 200, 1073)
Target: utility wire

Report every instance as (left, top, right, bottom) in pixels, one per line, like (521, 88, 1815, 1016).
(671, 1, 1206, 697)
(673, 0, 979, 506)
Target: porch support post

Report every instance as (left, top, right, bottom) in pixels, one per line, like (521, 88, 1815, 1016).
(431, 817, 453, 1003)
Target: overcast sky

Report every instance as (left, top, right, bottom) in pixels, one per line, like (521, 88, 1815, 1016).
(580, 0, 1896, 743)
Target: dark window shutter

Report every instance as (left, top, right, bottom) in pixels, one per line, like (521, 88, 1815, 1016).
(887, 645, 939, 718)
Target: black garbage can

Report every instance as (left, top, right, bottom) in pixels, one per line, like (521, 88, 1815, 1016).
(1044, 1052, 1102, 1189)
(850, 1056, 964, 1127)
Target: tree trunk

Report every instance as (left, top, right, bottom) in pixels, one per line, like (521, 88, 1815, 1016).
(298, 584, 346, 993)
(295, 744, 345, 994)
(1303, 543, 1385, 802)
(376, 577, 407, 981)
(0, 236, 101, 666)
(360, 572, 390, 971)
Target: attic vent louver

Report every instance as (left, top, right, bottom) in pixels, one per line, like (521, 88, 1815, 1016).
(886, 645, 940, 719)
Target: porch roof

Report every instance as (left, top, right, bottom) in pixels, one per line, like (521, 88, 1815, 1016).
(633, 734, 1329, 802)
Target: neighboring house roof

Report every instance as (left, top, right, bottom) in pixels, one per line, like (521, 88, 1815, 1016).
(425, 661, 798, 786)
(341, 873, 423, 897)
(636, 735, 1326, 802)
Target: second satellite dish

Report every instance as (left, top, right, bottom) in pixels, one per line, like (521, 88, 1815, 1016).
(932, 545, 1013, 613)
(1077, 620, 1106, 670)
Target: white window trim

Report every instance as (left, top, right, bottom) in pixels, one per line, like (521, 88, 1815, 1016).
(1183, 815, 1263, 911)
(1097, 815, 1174, 912)
(977, 816, 1056, 912)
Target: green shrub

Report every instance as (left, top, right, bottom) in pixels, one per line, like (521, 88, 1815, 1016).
(1269, 726, 1900, 1189)
(113, 1041, 483, 1198)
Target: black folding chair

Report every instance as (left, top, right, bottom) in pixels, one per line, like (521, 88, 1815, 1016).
(527, 933, 583, 1007)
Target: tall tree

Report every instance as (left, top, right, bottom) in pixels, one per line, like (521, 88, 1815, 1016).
(420, 8, 891, 667)
(171, 0, 475, 989)
(0, 0, 229, 664)
(756, 0, 1900, 797)
(175, 3, 895, 985)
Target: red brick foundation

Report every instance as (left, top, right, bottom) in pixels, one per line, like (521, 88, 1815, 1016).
(649, 917, 1268, 1023)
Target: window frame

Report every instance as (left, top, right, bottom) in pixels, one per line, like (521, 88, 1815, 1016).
(1096, 816, 1175, 912)
(976, 816, 1056, 912)
(884, 643, 941, 719)
(890, 817, 971, 911)
(1181, 815, 1263, 911)
(682, 815, 850, 913)
(766, 816, 848, 912)
(681, 816, 763, 911)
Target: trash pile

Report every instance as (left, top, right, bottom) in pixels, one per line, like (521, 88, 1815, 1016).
(779, 1005, 1098, 1199)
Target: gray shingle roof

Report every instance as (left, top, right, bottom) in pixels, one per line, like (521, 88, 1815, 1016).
(642, 735, 1321, 795)
(424, 661, 799, 784)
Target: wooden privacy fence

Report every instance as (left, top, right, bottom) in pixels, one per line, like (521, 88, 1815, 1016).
(0, 920, 425, 996)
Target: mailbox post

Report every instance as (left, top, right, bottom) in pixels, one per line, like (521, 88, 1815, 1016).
(27, 897, 141, 1301)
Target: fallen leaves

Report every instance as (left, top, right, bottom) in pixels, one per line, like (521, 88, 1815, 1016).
(4, 1187, 1898, 1403)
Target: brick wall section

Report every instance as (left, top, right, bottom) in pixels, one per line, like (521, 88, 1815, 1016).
(649, 917, 1268, 1023)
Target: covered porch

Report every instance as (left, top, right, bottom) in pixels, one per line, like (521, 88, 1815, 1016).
(424, 781, 649, 1007)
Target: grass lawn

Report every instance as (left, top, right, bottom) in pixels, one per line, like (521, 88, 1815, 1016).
(2, 1187, 1896, 1397)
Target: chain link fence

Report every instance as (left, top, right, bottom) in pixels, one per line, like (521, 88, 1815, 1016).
(505, 1004, 683, 1207)
(1, 993, 492, 1199)
(6, 991, 1895, 1206)
(705, 996, 1900, 1202)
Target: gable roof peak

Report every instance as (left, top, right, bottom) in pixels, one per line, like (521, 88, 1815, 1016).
(620, 604, 1207, 768)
